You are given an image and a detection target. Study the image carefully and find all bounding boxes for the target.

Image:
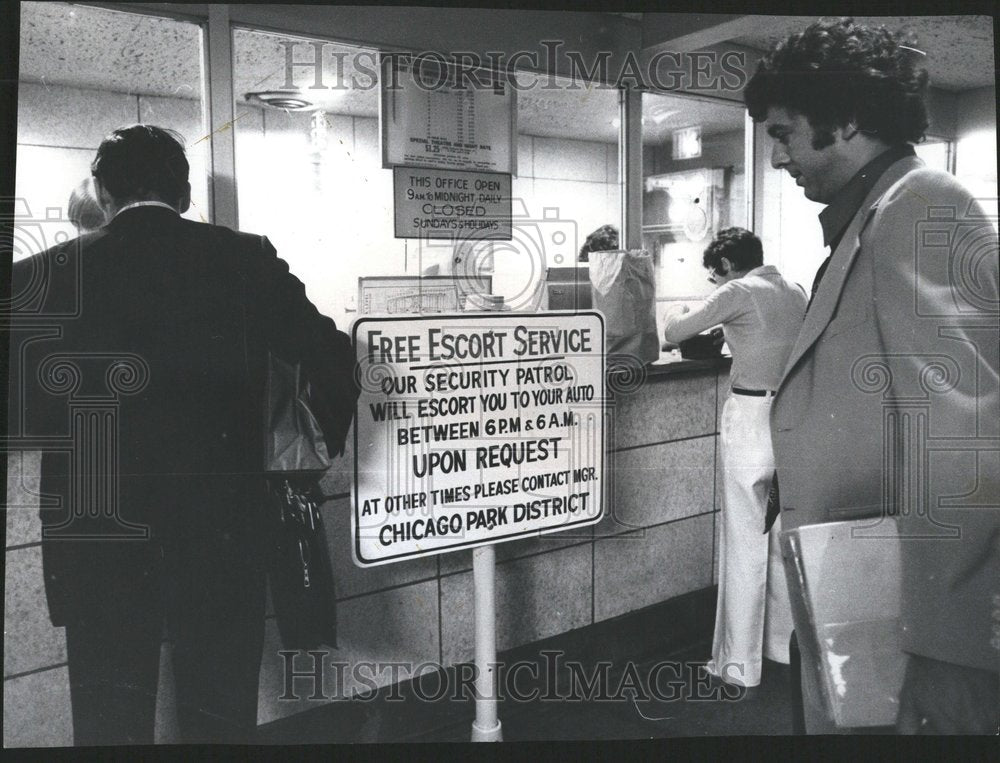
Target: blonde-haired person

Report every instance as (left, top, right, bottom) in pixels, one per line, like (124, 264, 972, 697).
(67, 177, 106, 233)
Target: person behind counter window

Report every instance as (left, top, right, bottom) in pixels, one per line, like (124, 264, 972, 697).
(578, 223, 618, 262)
(9, 124, 357, 745)
(663, 227, 807, 690)
(746, 17, 998, 734)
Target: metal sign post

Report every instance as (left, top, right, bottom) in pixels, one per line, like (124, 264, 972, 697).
(471, 545, 502, 742)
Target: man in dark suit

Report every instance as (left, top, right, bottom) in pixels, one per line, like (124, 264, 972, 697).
(9, 125, 356, 745)
(746, 18, 998, 735)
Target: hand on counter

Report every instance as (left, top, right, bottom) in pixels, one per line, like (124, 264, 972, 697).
(662, 304, 690, 340)
(664, 303, 691, 319)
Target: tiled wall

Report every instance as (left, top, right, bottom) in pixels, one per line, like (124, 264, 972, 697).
(14, 82, 212, 236)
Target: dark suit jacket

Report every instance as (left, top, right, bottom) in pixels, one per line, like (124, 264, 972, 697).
(771, 157, 999, 672)
(9, 206, 357, 626)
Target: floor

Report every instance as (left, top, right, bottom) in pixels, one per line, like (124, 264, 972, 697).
(257, 641, 796, 744)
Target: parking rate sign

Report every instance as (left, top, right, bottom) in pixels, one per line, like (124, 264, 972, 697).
(352, 312, 605, 566)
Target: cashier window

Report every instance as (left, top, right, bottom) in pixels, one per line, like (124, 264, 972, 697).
(641, 92, 748, 301)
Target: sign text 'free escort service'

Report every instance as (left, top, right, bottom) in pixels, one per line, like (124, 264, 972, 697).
(352, 312, 605, 566)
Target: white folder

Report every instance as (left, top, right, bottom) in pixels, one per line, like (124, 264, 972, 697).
(780, 518, 908, 728)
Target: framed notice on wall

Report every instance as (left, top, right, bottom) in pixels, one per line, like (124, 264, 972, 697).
(393, 167, 512, 240)
(379, 53, 516, 174)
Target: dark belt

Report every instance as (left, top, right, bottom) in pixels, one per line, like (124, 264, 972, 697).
(732, 387, 776, 397)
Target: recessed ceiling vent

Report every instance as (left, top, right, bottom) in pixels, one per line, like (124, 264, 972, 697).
(244, 90, 314, 111)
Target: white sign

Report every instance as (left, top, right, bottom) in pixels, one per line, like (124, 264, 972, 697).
(393, 167, 512, 240)
(380, 55, 516, 173)
(352, 313, 605, 566)
(672, 126, 702, 160)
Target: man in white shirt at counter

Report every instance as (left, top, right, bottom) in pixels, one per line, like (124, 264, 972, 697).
(663, 227, 807, 689)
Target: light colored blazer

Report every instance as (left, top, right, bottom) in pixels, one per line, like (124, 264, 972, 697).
(772, 155, 999, 671)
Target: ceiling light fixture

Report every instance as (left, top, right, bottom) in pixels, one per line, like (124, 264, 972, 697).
(244, 90, 315, 111)
(650, 109, 680, 124)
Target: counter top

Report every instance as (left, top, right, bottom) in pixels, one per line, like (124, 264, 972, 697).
(606, 353, 731, 385)
(648, 355, 731, 377)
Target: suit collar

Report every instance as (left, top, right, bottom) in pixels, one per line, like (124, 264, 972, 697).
(818, 144, 916, 251)
(779, 154, 925, 382)
(114, 200, 179, 217)
(105, 204, 182, 232)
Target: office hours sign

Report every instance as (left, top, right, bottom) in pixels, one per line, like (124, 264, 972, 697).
(393, 167, 512, 240)
(352, 313, 605, 566)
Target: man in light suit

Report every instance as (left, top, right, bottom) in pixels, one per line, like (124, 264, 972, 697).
(9, 125, 356, 745)
(745, 18, 998, 734)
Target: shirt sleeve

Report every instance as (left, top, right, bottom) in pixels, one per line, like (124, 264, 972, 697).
(663, 282, 747, 342)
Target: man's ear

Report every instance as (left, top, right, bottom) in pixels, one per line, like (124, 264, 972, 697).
(178, 182, 191, 214)
(841, 122, 860, 141)
(719, 257, 733, 274)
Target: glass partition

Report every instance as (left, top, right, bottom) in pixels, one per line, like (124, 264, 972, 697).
(956, 129, 998, 230)
(914, 136, 952, 173)
(231, 29, 623, 327)
(232, 29, 387, 327)
(641, 92, 747, 303)
(501, 70, 622, 311)
(14, 0, 210, 259)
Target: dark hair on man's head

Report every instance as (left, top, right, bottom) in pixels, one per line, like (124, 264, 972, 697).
(703, 227, 763, 273)
(91, 124, 190, 204)
(578, 224, 619, 262)
(744, 17, 929, 147)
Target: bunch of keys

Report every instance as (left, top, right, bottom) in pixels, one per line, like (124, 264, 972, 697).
(278, 480, 320, 588)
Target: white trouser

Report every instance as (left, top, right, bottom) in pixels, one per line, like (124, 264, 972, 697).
(706, 392, 793, 687)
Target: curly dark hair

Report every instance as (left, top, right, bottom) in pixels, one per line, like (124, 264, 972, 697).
(91, 124, 190, 204)
(744, 17, 929, 147)
(578, 224, 619, 262)
(703, 227, 763, 273)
